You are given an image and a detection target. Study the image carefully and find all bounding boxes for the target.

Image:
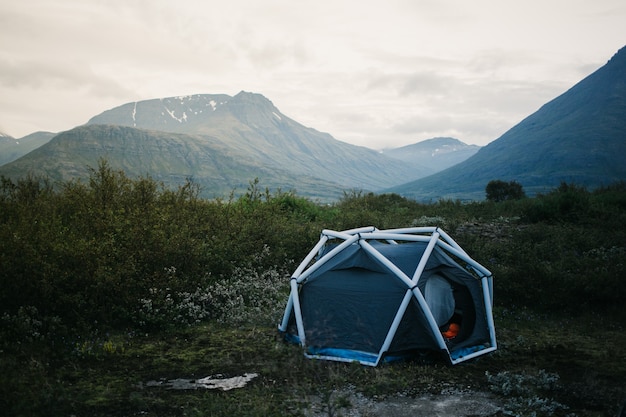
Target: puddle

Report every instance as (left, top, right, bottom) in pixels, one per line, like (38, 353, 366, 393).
(145, 372, 258, 391)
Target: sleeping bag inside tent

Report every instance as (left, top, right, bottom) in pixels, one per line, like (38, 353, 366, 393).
(278, 226, 496, 366)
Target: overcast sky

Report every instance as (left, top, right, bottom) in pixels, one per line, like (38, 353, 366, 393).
(1, 0, 625, 149)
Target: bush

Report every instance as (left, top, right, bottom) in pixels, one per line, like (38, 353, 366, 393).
(486, 179, 526, 202)
(521, 182, 592, 223)
(2, 164, 626, 353)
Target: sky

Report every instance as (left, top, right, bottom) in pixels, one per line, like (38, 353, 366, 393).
(1, 0, 625, 149)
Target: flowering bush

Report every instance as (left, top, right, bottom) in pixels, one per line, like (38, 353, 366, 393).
(486, 370, 568, 416)
(133, 246, 292, 329)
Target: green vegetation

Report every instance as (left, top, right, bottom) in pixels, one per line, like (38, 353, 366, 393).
(1, 163, 625, 416)
(485, 179, 526, 202)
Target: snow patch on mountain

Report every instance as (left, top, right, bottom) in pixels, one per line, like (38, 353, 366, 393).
(431, 144, 464, 157)
(163, 105, 187, 123)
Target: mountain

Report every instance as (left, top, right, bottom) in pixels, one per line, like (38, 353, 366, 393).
(0, 131, 56, 166)
(0, 125, 349, 199)
(382, 137, 480, 173)
(387, 46, 626, 201)
(86, 91, 431, 189)
(0, 92, 429, 200)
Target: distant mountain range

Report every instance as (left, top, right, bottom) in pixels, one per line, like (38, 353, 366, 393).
(1, 92, 458, 201)
(387, 46, 626, 201)
(2, 46, 624, 202)
(381, 137, 480, 172)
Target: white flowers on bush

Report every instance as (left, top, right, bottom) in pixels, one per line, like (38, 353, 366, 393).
(135, 246, 291, 328)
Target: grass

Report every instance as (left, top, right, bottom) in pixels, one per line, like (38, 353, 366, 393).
(3, 310, 625, 417)
(2, 175, 626, 416)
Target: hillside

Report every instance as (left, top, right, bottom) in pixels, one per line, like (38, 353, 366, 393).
(86, 91, 430, 190)
(0, 131, 55, 166)
(0, 92, 431, 200)
(387, 46, 626, 201)
(0, 125, 350, 200)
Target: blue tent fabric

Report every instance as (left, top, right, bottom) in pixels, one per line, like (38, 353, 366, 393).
(282, 229, 495, 365)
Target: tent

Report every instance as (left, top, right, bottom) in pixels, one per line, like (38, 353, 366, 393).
(278, 226, 497, 366)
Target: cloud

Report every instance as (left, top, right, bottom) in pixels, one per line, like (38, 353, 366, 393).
(0, 0, 625, 147)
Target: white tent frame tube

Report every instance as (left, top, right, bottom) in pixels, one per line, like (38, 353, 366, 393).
(380, 227, 464, 253)
(293, 235, 330, 277)
(481, 276, 498, 350)
(432, 227, 467, 254)
(358, 230, 493, 279)
(376, 286, 450, 366)
(359, 239, 414, 288)
(411, 230, 440, 283)
(279, 234, 329, 332)
(450, 346, 498, 365)
(305, 352, 379, 367)
(322, 226, 376, 240)
(436, 240, 493, 279)
(279, 293, 295, 333)
(359, 238, 447, 354)
(295, 233, 360, 284)
(374, 231, 448, 365)
(379, 226, 438, 235)
(378, 284, 450, 357)
(323, 227, 399, 247)
(407, 232, 449, 352)
(364, 228, 491, 277)
(375, 289, 414, 366)
(279, 233, 360, 344)
(358, 232, 432, 243)
(447, 276, 499, 364)
(288, 278, 306, 346)
(281, 226, 497, 364)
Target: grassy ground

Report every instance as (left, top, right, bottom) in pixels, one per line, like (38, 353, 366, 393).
(2, 179, 625, 416)
(4, 307, 624, 417)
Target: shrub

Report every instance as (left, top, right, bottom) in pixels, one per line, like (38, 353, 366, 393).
(486, 370, 569, 416)
(133, 248, 292, 329)
(486, 179, 526, 202)
(521, 182, 590, 223)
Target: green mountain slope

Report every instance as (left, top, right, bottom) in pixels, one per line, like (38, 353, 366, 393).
(1, 92, 433, 201)
(0, 131, 56, 166)
(86, 91, 430, 190)
(387, 46, 626, 201)
(0, 125, 349, 200)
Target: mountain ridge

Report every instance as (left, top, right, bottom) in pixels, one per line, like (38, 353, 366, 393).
(0, 92, 431, 200)
(0, 131, 57, 167)
(0, 124, 351, 200)
(83, 91, 432, 190)
(381, 137, 480, 172)
(386, 46, 626, 201)
(4, 45, 624, 202)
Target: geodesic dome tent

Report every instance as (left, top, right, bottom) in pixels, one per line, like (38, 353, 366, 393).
(278, 226, 496, 366)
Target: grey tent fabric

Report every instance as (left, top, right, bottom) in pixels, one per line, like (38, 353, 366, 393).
(424, 274, 455, 327)
(279, 227, 497, 366)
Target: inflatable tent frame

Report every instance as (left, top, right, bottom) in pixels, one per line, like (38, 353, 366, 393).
(278, 226, 497, 366)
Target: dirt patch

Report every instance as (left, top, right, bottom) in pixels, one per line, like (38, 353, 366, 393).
(304, 388, 503, 417)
